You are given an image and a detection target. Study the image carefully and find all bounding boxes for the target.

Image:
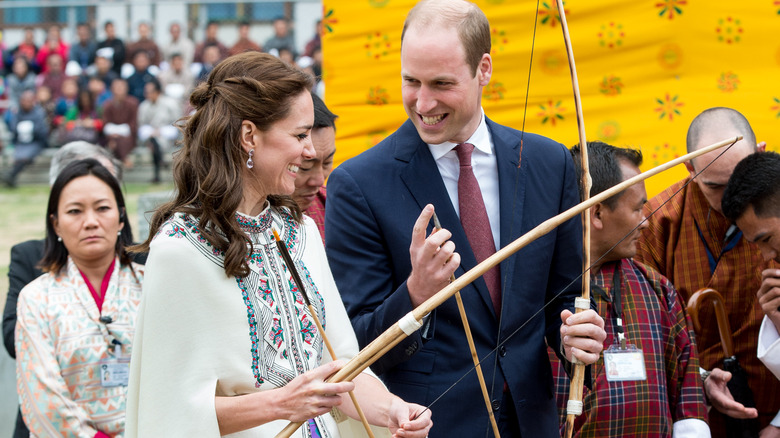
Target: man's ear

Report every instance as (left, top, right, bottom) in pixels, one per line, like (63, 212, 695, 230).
(477, 53, 492, 86)
(590, 202, 605, 230)
(240, 120, 258, 154)
(684, 160, 696, 178)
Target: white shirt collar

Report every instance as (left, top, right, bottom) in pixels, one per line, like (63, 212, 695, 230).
(428, 109, 491, 160)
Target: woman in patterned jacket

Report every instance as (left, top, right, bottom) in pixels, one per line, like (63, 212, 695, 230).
(125, 52, 432, 438)
(15, 158, 142, 437)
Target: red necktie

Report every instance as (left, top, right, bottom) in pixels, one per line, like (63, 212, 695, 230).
(455, 143, 501, 316)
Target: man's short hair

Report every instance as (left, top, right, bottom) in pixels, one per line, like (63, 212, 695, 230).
(312, 92, 338, 131)
(722, 151, 780, 222)
(50, 141, 123, 185)
(570, 141, 643, 209)
(401, 0, 490, 77)
(686, 107, 757, 154)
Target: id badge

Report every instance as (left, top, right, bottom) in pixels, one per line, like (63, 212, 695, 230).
(603, 344, 647, 382)
(99, 361, 129, 387)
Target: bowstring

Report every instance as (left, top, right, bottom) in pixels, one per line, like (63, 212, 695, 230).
(416, 138, 739, 419)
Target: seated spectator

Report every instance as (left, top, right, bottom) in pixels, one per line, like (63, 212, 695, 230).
(54, 77, 79, 121)
(96, 21, 126, 77)
(193, 20, 228, 63)
(2, 90, 49, 187)
(161, 22, 194, 68)
(7, 27, 38, 72)
(57, 88, 103, 146)
(126, 51, 155, 102)
(87, 76, 112, 114)
(229, 20, 261, 56)
(157, 52, 194, 104)
(277, 47, 295, 65)
(102, 78, 138, 164)
(303, 20, 322, 58)
(35, 85, 57, 132)
(35, 25, 69, 74)
(89, 49, 119, 91)
(36, 53, 66, 100)
(195, 45, 220, 84)
(3, 141, 127, 438)
(5, 57, 37, 110)
(138, 79, 180, 183)
(69, 22, 96, 72)
(125, 22, 161, 67)
(15, 158, 142, 437)
(264, 17, 296, 57)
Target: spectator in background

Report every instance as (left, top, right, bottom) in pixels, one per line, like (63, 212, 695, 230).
(195, 45, 220, 84)
(193, 20, 228, 63)
(157, 52, 194, 104)
(161, 22, 194, 68)
(35, 85, 56, 132)
(126, 51, 155, 102)
(303, 19, 322, 58)
(57, 88, 103, 146)
(126, 22, 161, 67)
(35, 25, 69, 74)
(54, 77, 79, 121)
(291, 92, 337, 240)
(36, 53, 66, 100)
(91, 49, 119, 90)
(229, 20, 261, 56)
(2, 90, 49, 188)
(87, 76, 112, 114)
(69, 22, 96, 72)
(6, 57, 37, 110)
(15, 158, 142, 437)
(96, 21, 126, 77)
(138, 79, 180, 183)
(277, 47, 295, 65)
(264, 16, 296, 57)
(7, 27, 38, 72)
(2, 141, 126, 438)
(102, 78, 138, 164)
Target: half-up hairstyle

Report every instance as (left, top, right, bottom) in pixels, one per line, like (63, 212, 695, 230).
(134, 52, 314, 278)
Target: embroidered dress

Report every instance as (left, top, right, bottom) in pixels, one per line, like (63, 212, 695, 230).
(637, 178, 780, 431)
(15, 257, 143, 437)
(549, 259, 707, 437)
(126, 206, 370, 437)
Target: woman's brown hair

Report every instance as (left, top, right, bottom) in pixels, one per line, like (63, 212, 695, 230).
(133, 52, 314, 278)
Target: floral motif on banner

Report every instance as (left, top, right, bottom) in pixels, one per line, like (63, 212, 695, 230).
(365, 32, 391, 59)
(716, 17, 743, 44)
(717, 72, 740, 92)
(657, 43, 683, 70)
(649, 143, 680, 167)
(483, 82, 506, 102)
(772, 97, 780, 118)
(540, 49, 567, 75)
(539, 1, 568, 28)
(491, 28, 508, 55)
(598, 22, 625, 49)
(655, 93, 684, 121)
(599, 75, 624, 96)
(322, 7, 338, 34)
(538, 100, 566, 126)
(656, 0, 687, 20)
(598, 120, 621, 142)
(367, 86, 389, 105)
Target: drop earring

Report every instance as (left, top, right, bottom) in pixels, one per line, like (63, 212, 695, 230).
(246, 149, 255, 169)
(57, 236, 62, 242)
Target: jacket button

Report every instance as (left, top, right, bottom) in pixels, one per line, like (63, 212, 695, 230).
(491, 399, 501, 411)
(499, 346, 507, 357)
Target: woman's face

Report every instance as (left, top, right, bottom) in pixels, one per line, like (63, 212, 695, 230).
(251, 92, 315, 198)
(52, 175, 124, 267)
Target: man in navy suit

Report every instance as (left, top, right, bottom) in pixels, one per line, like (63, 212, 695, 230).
(324, 0, 606, 436)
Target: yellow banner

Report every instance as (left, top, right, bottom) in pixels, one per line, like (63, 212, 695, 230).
(322, 0, 780, 196)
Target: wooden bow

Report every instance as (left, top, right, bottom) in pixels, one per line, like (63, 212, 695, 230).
(553, 1, 592, 436)
(274, 136, 740, 438)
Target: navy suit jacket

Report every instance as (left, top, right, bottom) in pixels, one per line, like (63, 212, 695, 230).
(325, 118, 584, 437)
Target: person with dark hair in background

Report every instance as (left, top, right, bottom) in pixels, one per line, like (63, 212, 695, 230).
(157, 52, 194, 104)
(126, 51, 156, 102)
(15, 158, 142, 437)
(162, 22, 194, 68)
(3, 141, 126, 438)
(722, 151, 780, 433)
(7, 27, 38, 71)
(229, 20, 262, 56)
(193, 20, 228, 63)
(636, 107, 780, 436)
(291, 92, 336, 240)
(137, 78, 181, 183)
(125, 22, 161, 67)
(2, 90, 49, 188)
(96, 21, 126, 77)
(102, 78, 139, 164)
(125, 51, 432, 438)
(264, 16, 296, 58)
(324, 1, 605, 436)
(5, 57, 37, 110)
(549, 141, 708, 437)
(69, 22, 96, 72)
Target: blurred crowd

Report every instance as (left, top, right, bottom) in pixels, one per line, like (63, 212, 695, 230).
(0, 17, 323, 187)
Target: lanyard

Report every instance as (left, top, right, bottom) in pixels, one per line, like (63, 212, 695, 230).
(694, 220, 742, 275)
(609, 266, 627, 350)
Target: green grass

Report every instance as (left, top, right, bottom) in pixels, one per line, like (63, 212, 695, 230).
(0, 182, 174, 312)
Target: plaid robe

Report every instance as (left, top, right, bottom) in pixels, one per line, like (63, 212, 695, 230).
(550, 259, 707, 437)
(304, 186, 327, 244)
(636, 177, 780, 432)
